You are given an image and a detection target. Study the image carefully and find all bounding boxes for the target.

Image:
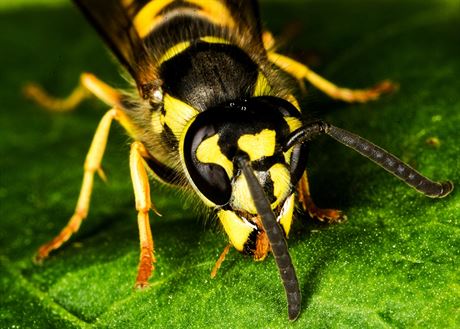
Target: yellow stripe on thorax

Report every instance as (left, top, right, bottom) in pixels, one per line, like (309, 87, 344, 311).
(253, 73, 271, 96)
(161, 94, 199, 138)
(237, 129, 276, 162)
(159, 41, 191, 64)
(158, 37, 230, 65)
(196, 134, 233, 178)
(200, 36, 230, 45)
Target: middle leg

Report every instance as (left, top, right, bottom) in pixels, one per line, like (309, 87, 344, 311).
(268, 51, 395, 103)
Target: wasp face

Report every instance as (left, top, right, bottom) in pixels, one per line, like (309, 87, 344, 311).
(180, 97, 308, 259)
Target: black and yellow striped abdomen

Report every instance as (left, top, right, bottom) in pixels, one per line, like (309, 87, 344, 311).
(129, 0, 238, 59)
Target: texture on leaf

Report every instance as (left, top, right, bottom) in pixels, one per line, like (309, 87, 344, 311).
(0, 0, 459, 328)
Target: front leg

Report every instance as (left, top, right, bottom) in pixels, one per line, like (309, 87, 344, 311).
(35, 108, 132, 261)
(130, 141, 157, 288)
(297, 171, 345, 224)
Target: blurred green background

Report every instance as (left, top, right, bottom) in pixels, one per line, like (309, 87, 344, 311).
(0, 0, 459, 328)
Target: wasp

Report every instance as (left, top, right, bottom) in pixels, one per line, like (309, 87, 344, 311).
(25, 0, 453, 321)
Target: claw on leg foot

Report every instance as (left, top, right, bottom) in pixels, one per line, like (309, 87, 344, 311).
(297, 171, 346, 224)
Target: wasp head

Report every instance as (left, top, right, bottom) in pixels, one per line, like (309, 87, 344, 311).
(180, 96, 308, 259)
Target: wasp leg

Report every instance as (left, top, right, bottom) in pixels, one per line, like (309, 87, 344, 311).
(267, 52, 395, 103)
(210, 243, 232, 278)
(297, 171, 345, 224)
(262, 30, 276, 51)
(130, 141, 156, 288)
(24, 72, 122, 111)
(35, 108, 133, 262)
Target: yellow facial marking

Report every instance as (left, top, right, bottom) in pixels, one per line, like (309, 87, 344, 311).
(163, 94, 199, 138)
(134, 0, 174, 38)
(268, 163, 291, 209)
(278, 194, 295, 237)
(253, 73, 271, 96)
(218, 210, 254, 252)
(283, 146, 294, 165)
(186, 0, 235, 29)
(285, 94, 301, 111)
(231, 173, 257, 214)
(284, 117, 302, 133)
(196, 134, 233, 178)
(283, 117, 303, 163)
(237, 129, 276, 162)
(159, 41, 192, 64)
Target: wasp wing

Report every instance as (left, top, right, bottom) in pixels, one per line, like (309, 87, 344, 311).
(72, 0, 158, 96)
(223, 0, 264, 51)
(224, 0, 262, 35)
(72, 0, 265, 92)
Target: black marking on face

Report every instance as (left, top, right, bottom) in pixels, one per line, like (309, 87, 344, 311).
(243, 229, 258, 256)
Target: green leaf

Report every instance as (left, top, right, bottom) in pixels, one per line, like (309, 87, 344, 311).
(1, 0, 459, 328)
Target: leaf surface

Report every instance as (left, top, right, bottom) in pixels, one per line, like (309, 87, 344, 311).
(0, 1, 459, 328)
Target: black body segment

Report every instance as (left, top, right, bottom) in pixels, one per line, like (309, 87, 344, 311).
(160, 42, 259, 111)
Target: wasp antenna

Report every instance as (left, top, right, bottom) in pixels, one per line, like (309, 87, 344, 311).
(325, 125, 453, 198)
(236, 155, 301, 321)
(286, 122, 453, 198)
(283, 120, 328, 151)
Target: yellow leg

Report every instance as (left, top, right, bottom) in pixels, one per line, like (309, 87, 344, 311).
(24, 72, 122, 111)
(130, 142, 156, 288)
(262, 24, 303, 52)
(262, 31, 276, 51)
(35, 108, 133, 261)
(297, 171, 345, 224)
(210, 243, 232, 279)
(268, 52, 395, 103)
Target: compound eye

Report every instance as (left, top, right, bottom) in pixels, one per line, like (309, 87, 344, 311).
(182, 124, 233, 206)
